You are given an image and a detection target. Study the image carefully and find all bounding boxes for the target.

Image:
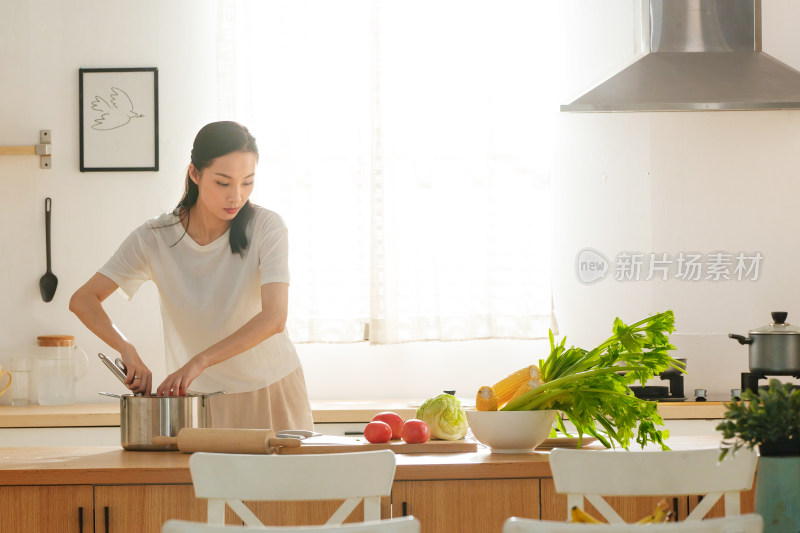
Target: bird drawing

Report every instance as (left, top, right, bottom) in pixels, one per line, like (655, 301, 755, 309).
(90, 87, 143, 130)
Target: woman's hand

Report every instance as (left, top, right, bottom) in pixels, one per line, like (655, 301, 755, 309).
(156, 356, 207, 397)
(153, 284, 288, 396)
(119, 344, 152, 395)
(68, 273, 153, 395)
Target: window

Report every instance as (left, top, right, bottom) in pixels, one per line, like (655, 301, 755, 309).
(217, 0, 557, 343)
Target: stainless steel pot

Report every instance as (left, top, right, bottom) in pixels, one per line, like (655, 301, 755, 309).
(100, 391, 223, 451)
(729, 312, 800, 375)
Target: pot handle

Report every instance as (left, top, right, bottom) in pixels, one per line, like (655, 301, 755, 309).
(99, 353, 127, 384)
(186, 390, 225, 397)
(728, 333, 753, 345)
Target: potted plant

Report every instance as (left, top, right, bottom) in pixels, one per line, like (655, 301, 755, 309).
(716, 379, 800, 532)
(717, 378, 800, 458)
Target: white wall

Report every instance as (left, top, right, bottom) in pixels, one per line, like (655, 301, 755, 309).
(0, 0, 222, 401)
(2, 1, 800, 407)
(553, 1, 800, 398)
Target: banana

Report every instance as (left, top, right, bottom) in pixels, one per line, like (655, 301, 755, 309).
(652, 499, 671, 523)
(570, 506, 603, 524)
(635, 499, 671, 524)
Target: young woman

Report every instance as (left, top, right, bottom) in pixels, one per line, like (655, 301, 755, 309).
(70, 121, 313, 430)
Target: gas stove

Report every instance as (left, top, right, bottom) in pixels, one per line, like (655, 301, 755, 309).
(629, 359, 686, 402)
(741, 371, 800, 394)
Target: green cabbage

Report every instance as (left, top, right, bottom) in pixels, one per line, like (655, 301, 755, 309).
(416, 393, 468, 440)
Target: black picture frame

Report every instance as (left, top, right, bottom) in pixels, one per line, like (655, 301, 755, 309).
(79, 67, 159, 172)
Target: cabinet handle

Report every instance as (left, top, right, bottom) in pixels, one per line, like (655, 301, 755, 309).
(78, 506, 84, 533)
(401, 502, 408, 516)
(105, 506, 110, 533)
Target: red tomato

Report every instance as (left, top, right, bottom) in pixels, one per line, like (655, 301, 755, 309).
(364, 421, 393, 443)
(372, 411, 404, 439)
(401, 419, 430, 444)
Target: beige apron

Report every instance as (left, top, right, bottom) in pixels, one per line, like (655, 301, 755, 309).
(207, 365, 314, 431)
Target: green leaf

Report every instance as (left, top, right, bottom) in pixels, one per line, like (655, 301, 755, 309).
(717, 378, 800, 461)
(505, 310, 678, 450)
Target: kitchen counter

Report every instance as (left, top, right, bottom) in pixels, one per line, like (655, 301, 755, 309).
(0, 403, 121, 428)
(1, 435, 749, 533)
(0, 435, 725, 486)
(0, 400, 728, 428)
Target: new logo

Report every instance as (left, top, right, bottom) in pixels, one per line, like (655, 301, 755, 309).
(575, 248, 609, 285)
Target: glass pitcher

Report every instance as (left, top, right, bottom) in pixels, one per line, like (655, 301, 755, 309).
(34, 335, 89, 405)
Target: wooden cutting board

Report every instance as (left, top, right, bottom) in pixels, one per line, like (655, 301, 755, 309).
(277, 435, 478, 455)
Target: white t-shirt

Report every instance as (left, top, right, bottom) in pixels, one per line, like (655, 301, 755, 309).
(99, 206, 301, 394)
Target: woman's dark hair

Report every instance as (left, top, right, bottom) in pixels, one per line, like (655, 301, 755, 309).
(174, 121, 259, 256)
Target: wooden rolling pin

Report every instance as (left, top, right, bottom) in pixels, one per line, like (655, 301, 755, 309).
(151, 428, 302, 454)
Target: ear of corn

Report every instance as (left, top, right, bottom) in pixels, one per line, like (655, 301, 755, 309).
(508, 378, 543, 403)
(475, 386, 499, 411)
(492, 365, 539, 406)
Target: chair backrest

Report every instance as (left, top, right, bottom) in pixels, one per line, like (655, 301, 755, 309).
(163, 517, 421, 533)
(189, 450, 396, 526)
(548, 448, 757, 523)
(503, 514, 763, 533)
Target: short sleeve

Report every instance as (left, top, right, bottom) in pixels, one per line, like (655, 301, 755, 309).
(98, 226, 153, 300)
(257, 212, 290, 286)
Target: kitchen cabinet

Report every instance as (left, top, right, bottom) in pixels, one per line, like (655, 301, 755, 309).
(687, 477, 756, 519)
(236, 499, 390, 525)
(93, 485, 381, 532)
(4, 484, 379, 533)
(94, 484, 205, 533)
(539, 478, 755, 522)
(0, 485, 93, 533)
(392, 479, 539, 533)
(540, 478, 689, 522)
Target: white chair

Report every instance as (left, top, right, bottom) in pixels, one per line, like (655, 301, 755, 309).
(503, 514, 763, 532)
(189, 450, 396, 526)
(548, 448, 757, 523)
(163, 517, 421, 533)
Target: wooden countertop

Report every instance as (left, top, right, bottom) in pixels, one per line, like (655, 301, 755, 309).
(0, 436, 726, 487)
(0, 401, 728, 428)
(0, 403, 121, 428)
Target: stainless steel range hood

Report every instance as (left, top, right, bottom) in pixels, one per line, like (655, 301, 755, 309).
(561, 0, 800, 112)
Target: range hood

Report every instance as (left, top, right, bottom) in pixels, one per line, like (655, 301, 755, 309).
(561, 0, 800, 112)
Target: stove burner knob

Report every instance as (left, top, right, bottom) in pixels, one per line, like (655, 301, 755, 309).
(730, 388, 741, 401)
(694, 388, 708, 402)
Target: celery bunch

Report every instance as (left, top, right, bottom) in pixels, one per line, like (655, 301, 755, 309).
(502, 310, 683, 450)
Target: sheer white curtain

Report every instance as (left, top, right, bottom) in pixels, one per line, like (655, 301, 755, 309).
(217, 0, 557, 343)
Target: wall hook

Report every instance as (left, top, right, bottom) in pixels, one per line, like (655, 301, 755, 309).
(0, 130, 52, 169)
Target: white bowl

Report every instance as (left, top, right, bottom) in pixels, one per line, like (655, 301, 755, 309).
(466, 409, 557, 453)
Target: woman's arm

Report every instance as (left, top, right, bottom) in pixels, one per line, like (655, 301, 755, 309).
(69, 272, 152, 395)
(156, 282, 290, 396)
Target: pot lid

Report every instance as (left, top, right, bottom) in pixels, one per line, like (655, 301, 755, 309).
(750, 312, 800, 334)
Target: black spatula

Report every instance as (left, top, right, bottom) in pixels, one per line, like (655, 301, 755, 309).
(39, 197, 58, 302)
